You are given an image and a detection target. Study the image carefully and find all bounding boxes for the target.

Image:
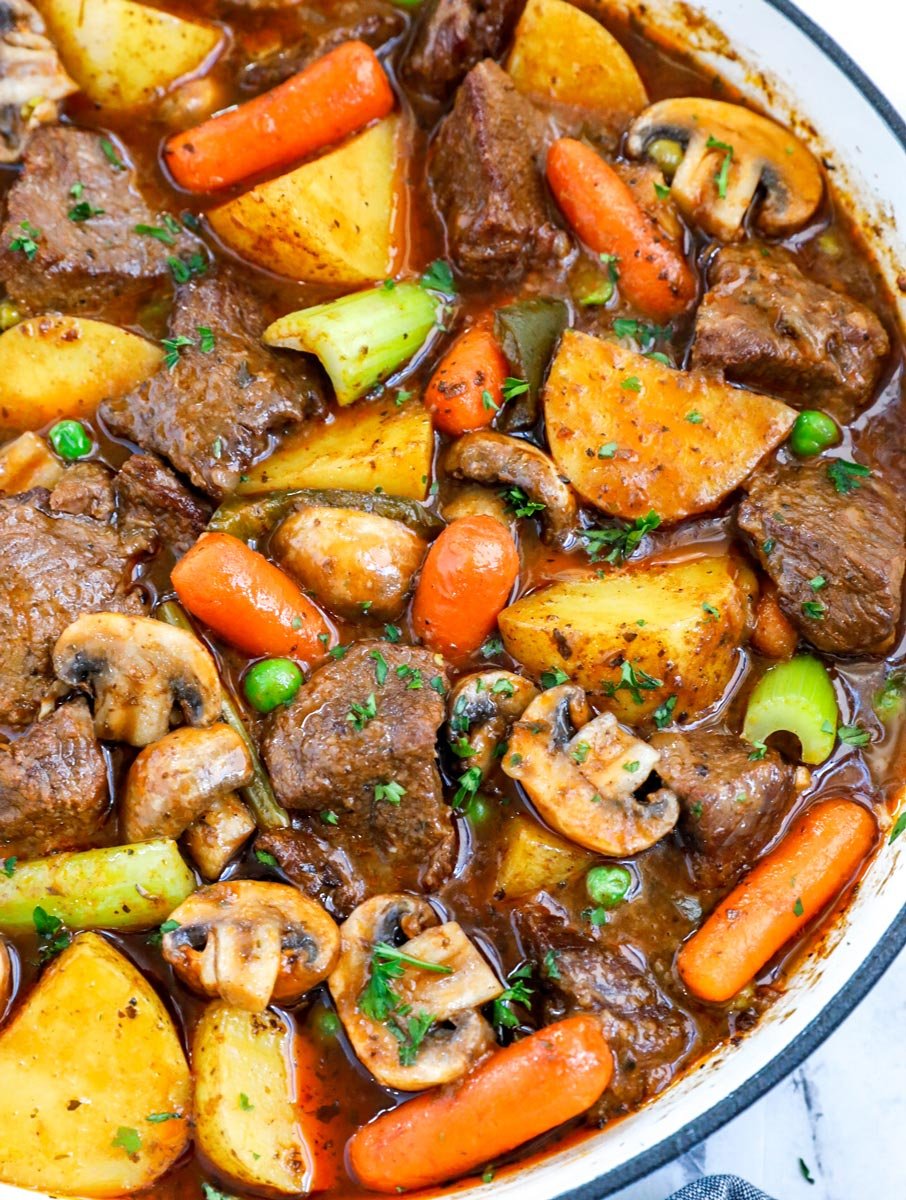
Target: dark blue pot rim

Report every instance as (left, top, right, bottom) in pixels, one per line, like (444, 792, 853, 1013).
(553, 3, 906, 1196)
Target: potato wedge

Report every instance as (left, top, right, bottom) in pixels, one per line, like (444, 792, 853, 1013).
(499, 555, 755, 723)
(35, 0, 222, 109)
(209, 116, 400, 285)
(0, 314, 163, 438)
(0, 432, 63, 494)
(544, 330, 796, 522)
(193, 1002, 314, 1195)
(496, 816, 595, 899)
(0, 933, 190, 1196)
(507, 0, 647, 129)
(236, 399, 434, 501)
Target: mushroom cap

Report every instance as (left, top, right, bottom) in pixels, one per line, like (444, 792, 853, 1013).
(504, 684, 679, 856)
(121, 723, 254, 843)
(445, 431, 579, 548)
(626, 97, 824, 242)
(53, 612, 222, 746)
(163, 880, 340, 1012)
(328, 894, 502, 1091)
(447, 670, 540, 778)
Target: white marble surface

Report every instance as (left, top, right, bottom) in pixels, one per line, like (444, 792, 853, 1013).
(606, 946, 906, 1198)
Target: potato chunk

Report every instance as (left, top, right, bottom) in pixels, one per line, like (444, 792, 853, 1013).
(0, 314, 163, 437)
(236, 399, 433, 501)
(496, 816, 594, 898)
(0, 933, 190, 1196)
(36, 0, 223, 109)
(499, 555, 755, 723)
(209, 117, 400, 285)
(508, 0, 647, 131)
(544, 330, 796, 522)
(193, 1003, 315, 1195)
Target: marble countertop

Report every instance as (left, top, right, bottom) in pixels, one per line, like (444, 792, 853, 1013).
(606, 945, 906, 1198)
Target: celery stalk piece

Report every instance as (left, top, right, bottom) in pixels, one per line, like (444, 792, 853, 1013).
(263, 282, 440, 406)
(743, 654, 838, 765)
(156, 601, 290, 830)
(0, 840, 195, 933)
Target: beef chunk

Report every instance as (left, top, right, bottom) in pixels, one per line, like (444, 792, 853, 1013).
(0, 482, 143, 727)
(256, 826, 366, 919)
(516, 898, 693, 1119)
(0, 126, 188, 313)
(47, 462, 116, 522)
(402, 0, 525, 106)
(692, 246, 889, 422)
(115, 454, 209, 558)
(0, 700, 108, 857)
(737, 459, 905, 654)
(100, 270, 323, 498)
(241, 0, 405, 90)
(430, 59, 558, 282)
(262, 641, 455, 896)
(651, 728, 795, 888)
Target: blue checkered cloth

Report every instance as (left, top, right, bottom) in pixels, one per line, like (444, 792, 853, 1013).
(668, 1179, 774, 1200)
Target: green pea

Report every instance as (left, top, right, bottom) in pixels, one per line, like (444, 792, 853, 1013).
(585, 865, 632, 908)
(48, 419, 93, 461)
(243, 658, 303, 713)
(464, 793, 493, 827)
(0, 299, 22, 331)
(310, 1007, 341, 1042)
(647, 137, 685, 177)
(789, 410, 840, 457)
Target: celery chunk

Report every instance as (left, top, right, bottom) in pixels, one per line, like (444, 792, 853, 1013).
(743, 654, 838, 764)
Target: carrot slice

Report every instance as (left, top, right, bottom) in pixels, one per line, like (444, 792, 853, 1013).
(411, 515, 519, 660)
(164, 41, 394, 193)
(423, 323, 509, 436)
(171, 531, 329, 659)
(546, 137, 696, 322)
(678, 797, 877, 1003)
(348, 1016, 612, 1192)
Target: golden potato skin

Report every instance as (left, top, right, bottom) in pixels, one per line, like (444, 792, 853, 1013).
(0, 314, 163, 437)
(236, 399, 434, 501)
(496, 816, 595, 899)
(499, 555, 756, 723)
(0, 933, 190, 1196)
(193, 1002, 313, 1195)
(209, 117, 399, 285)
(274, 506, 427, 620)
(543, 330, 796, 522)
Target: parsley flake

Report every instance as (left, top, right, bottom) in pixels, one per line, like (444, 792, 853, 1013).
(706, 135, 734, 198)
(827, 458, 871, 495)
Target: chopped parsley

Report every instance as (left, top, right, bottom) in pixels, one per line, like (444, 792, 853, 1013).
(33, 906, 70, 962)
(540, 666, 569, 689)
(358, 942, 453, 1065)
(161, 334, 195, 370)
(111, 1126, 141, 1155)
(838, 724, 870, 747)
(491, 677, 515, 697)
(2, 856, 16, 877)
(582, 510, 661, 564)
(762, 538, 776, 555)
(202, 1185, 237, 1200)
(653, 694, 677, 729)
(491, 963, 533, 1034)
(793, 897, 805, 918)
(328, 643, 348, 660)
(255, 849, 278, 869)
(798, 1158, 816, 1185)
(375, 780, 406, 805)
(623, 760, 641, 773)
(238, 1093, 254, 1111)
(135, 222, 176, 245)
(597, 441, 618, 459)
(801, 600, 826, 620)
(501, 486, 545, 518)
(396, 664, 423, 690)
(68, 196, 104, 222)
(451, 736, 476, 759)
(605, 661, 662, 705)
(582, 906, 609, 927)
(9, 220, 40, 260)
(620, 375, 642, 392)
(167, 252, 207, 284)
(654, 180, 671, 200)
(482, 389, 499, 412)
(320, 810, 339, 826)
(543, 949, 561, 980)
(748, 740, 768, 761)
(826, 458, 871, 495)
(347, 693, 378, 730)
(706, 135, 734, 198)
(612, 318, 671, 346)
(702, 602, 720, 619)
(685, 410, 704, 424)
(502, 376, 530, 403)
(571, 741, 590, 764)
(369, 648, 389, 686)
(197, 325, 216, 353)
(146, 1112, 180, 1124)
(454, 766, 483, 809)
(889, 811, 906, 844)
(100, 138, 126, 170)
(384, 623, 402, 643)
(481, 635, 504, 659)
(420, 259, 456, 294)
(808, 575, 827, 591)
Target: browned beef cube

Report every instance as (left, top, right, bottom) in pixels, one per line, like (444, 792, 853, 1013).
(651, 728, 796, 888)
(262, 641, 455, 897)
(100, 269, 323, 498)
(402, 0, 525, 106)
(430, 59, 558, 282)
(0, 126, 189, 313)
(737, 458, 905, 654)
(115, 454, 210, 559)
(0, 700, 108, 858)
(692, 245, 889, 422)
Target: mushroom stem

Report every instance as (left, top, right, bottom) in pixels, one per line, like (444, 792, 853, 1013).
(201, 918, 283, 1013)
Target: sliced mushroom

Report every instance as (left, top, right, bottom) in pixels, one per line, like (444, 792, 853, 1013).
(0, 1, 77, 163)
(272, 506, 427, 621)
(328, 894, 502, 1091)
(184, 793, 257, 881)
(163, 880, 340, 1012)
(445, 431, 579, 548)
(503, 684, 679, 856)
(626, 98, 824, 242)
(121, 723, 254, 843)
(53, 612, 221, 746)
(447, 670, 539, 779)
(442, 483, 511, 527)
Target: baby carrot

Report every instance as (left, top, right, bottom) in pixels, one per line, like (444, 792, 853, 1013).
(171, 531, 329, 659)
(546, 137, 696, 322)
(751, 584, 798, 659)
(423, 323, 509, 436)
(411, 515, 519, 660)
(164, 41, 394, 192)
(678, 797, 877, 1003)
(348, 1016, 612, 1192)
